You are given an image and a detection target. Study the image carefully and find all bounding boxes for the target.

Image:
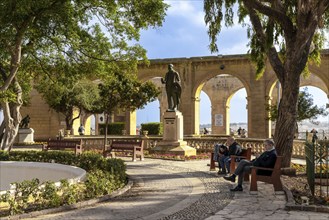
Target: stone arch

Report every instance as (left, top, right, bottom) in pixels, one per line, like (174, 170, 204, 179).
(265, 71, 329, 138)
(194, 73, 248, 135)
(225, 87, 247, 135)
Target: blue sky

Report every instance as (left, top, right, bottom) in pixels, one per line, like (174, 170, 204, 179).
(136, 0, 329, 125)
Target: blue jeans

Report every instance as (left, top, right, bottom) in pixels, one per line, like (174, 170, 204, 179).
(218, 156, 231, 173)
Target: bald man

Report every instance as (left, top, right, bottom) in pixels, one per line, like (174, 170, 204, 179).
(217, 136, 242, 175)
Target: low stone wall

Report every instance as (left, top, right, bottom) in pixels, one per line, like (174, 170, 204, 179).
(65, 135, 306, 158)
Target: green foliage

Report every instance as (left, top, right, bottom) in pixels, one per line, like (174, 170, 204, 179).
(0, 0, 168, 148)
(39, 181, 62, 208)
(99, 122, 125, 135)
(267, 87, 328, 122)
(203, 1, 329, 78)
(98, 72, 160, 115)
(141, 122, 163, 135)
(35, 74, 101, 130)
(59, 179, 82, 205)
(0, 150, 79, 166)
(85, 170, 122, 198)
(3, 178, 40, 215)
(0, 150, 126, 216)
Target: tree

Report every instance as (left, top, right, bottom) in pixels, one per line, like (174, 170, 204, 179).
(267, 87, 329, 133)
(98, 71, 160, 153)
(35, 76, 101, 132)
(0, 0, 168, 150)
(204, 0, 329, 167)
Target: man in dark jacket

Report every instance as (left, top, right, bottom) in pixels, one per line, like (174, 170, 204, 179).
(217, 136, 242, 175)
(223, 139, 277, 191)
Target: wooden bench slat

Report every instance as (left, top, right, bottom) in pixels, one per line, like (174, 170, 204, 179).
(103, 139, 144, 162)
(250, 156, 283, 193)
(42, 139, 83, 155)
(230, 148, 252, 181)
(210, 147, 252, 173)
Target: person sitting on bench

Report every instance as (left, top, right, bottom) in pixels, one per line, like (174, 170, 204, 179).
(216, 136, 242, 175)
(223, 139, 277, 192)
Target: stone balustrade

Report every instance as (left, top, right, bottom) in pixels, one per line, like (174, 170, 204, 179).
(65, 135, 306, 158)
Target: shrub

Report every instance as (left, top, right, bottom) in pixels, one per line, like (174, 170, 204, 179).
(99, 122, 125, 135)
(0, 150, 126, 216)
(141, 122, 163, 135)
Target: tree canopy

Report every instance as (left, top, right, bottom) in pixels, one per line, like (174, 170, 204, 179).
(0, 0, 168, 150)
(204, 0, 329, 167)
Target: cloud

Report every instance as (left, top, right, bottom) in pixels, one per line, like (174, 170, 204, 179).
(165, 0, 205, 27)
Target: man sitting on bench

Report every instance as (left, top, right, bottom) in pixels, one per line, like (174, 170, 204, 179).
(216, 136, 242, 175)
(223, 139, 277, 192)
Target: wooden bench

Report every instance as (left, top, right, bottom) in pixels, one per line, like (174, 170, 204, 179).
(210, 148, 251, 172)
(42, 139, 83, 155)
(103, 139, 144, 162)
(230, 148, 252, 181)
(250, 156, 283, 194)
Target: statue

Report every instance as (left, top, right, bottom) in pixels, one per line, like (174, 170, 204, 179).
(161, 64, 182, 111)
(20, 114, 30, 128)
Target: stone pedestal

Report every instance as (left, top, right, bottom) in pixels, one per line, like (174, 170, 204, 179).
(152, 111, 196, 156)
(18, 128, 34, 143)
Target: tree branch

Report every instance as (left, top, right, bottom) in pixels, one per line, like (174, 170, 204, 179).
(244, 0, 294, 38)
(244, 2, 285, 82)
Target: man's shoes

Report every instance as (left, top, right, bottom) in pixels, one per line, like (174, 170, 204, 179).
(223, 175, 236, 182)
(217, 170, 227, 175)
(230, 185, 243, 192)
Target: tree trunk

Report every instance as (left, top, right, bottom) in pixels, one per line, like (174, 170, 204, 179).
(274, 70, 301, 168)
(80, 110, 92, 127)
(0, 81, 23, 151)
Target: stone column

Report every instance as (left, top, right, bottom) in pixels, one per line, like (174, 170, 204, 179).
(125, 110, 136, 135)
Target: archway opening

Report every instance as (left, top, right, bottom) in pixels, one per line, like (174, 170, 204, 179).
(136, 77, 163, 134)
(199, 74, 247, 136)
(229, 88, 247, 136)
(199, 91, 211, 134)
(297, 86, 329, 139)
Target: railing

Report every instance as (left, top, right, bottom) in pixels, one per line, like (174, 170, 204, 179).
(304, 134, 329, 200)
(299, 130, 329, 141)
(305, 141, 315, 195)
(65, 135, 306, 158)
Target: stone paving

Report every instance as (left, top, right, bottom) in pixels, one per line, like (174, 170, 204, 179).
(21, 158, 328, 220)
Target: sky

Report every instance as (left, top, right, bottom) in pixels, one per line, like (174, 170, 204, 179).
(136, 0, 329, 126)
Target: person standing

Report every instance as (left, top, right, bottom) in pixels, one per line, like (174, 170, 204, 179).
(203, 127, 209, 135)
(223, 139, 277, 191)
(78, 124, 85, 135)
(161, 64, 182, 111)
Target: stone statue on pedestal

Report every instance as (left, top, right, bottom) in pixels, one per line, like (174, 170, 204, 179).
(161, 64, 182, 111)
(20, 115, 30, 128)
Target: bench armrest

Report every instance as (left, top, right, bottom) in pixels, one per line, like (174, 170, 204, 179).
(251, 166, 274, 171)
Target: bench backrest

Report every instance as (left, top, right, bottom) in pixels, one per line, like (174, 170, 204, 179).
(272, 156, 283, 176)
(48, 140, 81, 148)
(240, 147, 252, 159)
(111, 140, 143, 148)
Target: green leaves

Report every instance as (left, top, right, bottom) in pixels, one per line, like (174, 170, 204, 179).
(267, 87, 328, 123)
(0, 0, 168, 135)
(98, 72, 160, 115)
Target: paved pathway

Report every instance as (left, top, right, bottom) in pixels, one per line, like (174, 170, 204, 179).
(22, 158, 328, 220)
